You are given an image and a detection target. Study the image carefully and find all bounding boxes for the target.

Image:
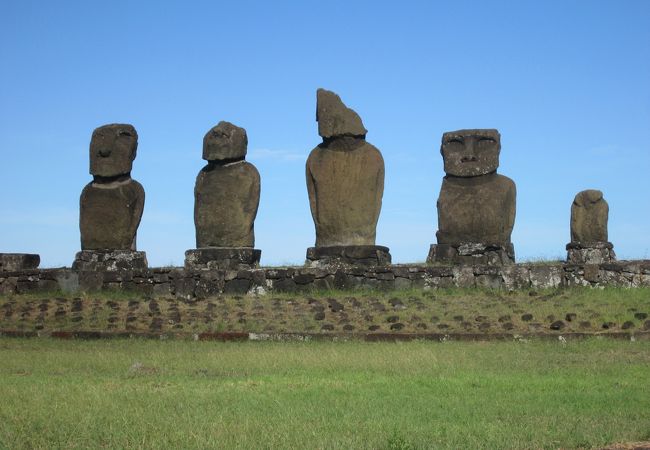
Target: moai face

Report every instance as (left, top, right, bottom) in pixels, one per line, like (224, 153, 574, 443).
(89, 124, 138, 177)
(441, 129, 500, 177)
(203, 121, 248, 161)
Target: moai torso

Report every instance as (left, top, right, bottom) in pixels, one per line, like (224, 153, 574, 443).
(436, 129, 516, 246)
(80, 124, 144, 250)
(437, 173, 515, 245)
(194, 121, 260, 248)
(570, 190, 608, 243)
(306, 89, 385, 247)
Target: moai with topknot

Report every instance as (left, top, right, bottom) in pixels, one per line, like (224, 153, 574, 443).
(185, 121, 262, 270)
(73, 124, 147, 271)
(305, 88, 391, 267)
(427, 129, 516, 265)
(566, 190, 615, 264)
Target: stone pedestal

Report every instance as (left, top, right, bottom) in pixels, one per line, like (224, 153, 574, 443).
(185, 247, 261, 270)
(0, 253, 40, 272)
(427, 243, 515, 266)
(306, 245, 391, 267)
(566, 242, 615, 264)
(72, 250, 148, 271)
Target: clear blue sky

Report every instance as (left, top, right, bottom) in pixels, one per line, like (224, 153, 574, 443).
(1, 0, 649, 267)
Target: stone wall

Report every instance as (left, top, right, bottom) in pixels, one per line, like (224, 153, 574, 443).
(1, 260, 649, 299)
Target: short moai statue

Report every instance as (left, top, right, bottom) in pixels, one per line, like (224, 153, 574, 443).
(73, 124, 147, 271)
(427, 129, 516, 265)
(305, 88, 391, 267)
(184, 121, 261, 270)
(566, 190, 615, 264)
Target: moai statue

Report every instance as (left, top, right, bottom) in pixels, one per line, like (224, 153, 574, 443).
(427, 129, 516, 265)
(184, 121, 261, 270)
(73, 124, 147, 271)
(566, 190, 615, 264)
(305, 88, 391, 267)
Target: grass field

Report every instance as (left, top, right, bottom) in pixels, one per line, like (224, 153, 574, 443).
(1, 337, 649, 449)
(2, 287, 650, 335)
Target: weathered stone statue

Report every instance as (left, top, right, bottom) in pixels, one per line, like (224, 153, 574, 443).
(305, 88, 390, 266)
(427, 129, 516, 265)
(73, 124, 147, 271)
(566, 189, 615, 264)
(185, 121, 261, 270)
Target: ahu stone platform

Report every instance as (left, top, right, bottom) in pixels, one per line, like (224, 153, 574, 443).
(1, 261, 649, 299)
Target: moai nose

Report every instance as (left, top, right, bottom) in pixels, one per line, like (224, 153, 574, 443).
(461, 139, 478, 162)
(99, 147, 112, 157)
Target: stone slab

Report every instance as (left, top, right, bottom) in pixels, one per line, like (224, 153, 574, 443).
(0, 253, 40, 272)
(566, 242, 616, 264)
(185, 247, 261, 270)
(72, 250, 148, 271)
(306, 245, 391, 267)
(427, 243, 515, 266)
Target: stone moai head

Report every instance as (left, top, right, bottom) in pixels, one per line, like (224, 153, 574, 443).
(89, 124, 138, 177)
(316, 88, 367, 140)
(441, 129, 500, 177)
(203, 121, 248, 161)
(571, 189, 609, 243)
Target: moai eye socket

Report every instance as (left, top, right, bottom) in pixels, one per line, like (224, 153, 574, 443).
(478, 137, 496, 144)
(446, 137, 463, 146)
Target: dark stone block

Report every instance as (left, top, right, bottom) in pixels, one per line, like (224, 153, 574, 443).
(78, 271, 104, 291)
(306, 245, 391, 267)
(0, 253, 40, 272)
(550, 320, 565, 330)
(185, 247, 261, 270)
(621, 321, 635, 330)
(271, 278, 296, 293)
(293, 273, 315, 285)
(427, 243, 515, 266)
(312, 276, 334, 290)
(73, 250, 147, 271)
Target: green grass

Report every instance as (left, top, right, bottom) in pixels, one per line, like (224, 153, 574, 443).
(0, 338, 649, 449)
(2, 287, 649, 335)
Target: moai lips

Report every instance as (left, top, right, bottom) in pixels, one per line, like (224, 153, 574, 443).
(194, 121, 260, 248)
(79, 124, 145, 251)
